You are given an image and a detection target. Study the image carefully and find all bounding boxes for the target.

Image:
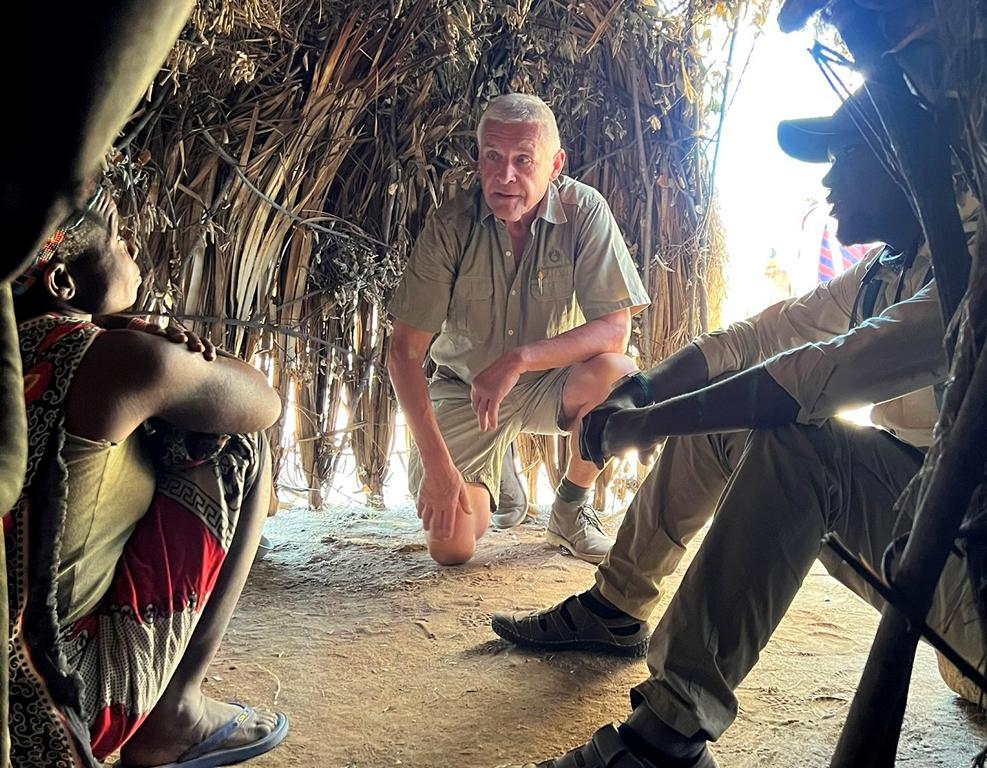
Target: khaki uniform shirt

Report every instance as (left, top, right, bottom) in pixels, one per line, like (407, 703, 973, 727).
(389, 176, 650, 394)
(695, 197, 979, 449)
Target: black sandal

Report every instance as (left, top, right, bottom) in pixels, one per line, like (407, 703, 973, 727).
(529, 724, 719, 768)
(491, 596, 650, 657)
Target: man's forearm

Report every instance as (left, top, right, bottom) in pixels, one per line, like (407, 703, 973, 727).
(387, 357, 453, 470)
(515, 315, 629, 374)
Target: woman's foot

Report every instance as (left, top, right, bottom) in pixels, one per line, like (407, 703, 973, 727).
(120, 695, 282, 767)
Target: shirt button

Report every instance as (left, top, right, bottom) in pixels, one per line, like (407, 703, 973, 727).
(511, 289, 517, 296)
(505, 250, 513, 257)
(507, 329, 515, 336)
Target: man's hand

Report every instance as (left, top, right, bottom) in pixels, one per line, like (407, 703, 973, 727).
(417, 460, 471, 541)
(470, 351, 524, 432)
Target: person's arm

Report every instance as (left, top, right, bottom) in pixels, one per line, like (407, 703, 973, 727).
(582, 366, 798, 466)
(387, 321, 455, 468)
(577, 341, 711, 459)
(469, 308, 630, 431)
(693, 251, 880, 382)
(386, 320, 469, 540)
(517, 308, 631, 371)
(578, 253, 880, 463)
(64, 329, 281, 442)
(586, 280, 945, 466)
(93, 315, 218, 360)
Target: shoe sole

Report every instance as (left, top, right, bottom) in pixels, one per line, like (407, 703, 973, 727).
(490, 615, 649, 658)
(544, 530, 606, 565)
(491, 515, 527, 530)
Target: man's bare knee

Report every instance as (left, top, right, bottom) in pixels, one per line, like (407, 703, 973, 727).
(583, 352, 636, 375)
(563, 353, 637, 421)
(428, 537, 477, 566)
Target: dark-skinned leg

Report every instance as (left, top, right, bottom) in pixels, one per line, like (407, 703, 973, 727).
(120, 444, 278, 767)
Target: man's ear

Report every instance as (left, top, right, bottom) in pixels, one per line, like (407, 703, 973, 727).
(43, 263, 77, 302)
(551, 148, 566, 180)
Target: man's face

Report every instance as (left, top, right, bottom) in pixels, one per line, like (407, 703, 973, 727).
(821, 137, 915, 247)
(477, 120, 565, 224)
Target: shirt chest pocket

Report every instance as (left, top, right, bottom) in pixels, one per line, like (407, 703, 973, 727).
(451, 276, 493, 337)
(530, 265, 574, 301)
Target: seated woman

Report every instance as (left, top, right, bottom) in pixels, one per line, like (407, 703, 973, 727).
(7, 188, 288, 768)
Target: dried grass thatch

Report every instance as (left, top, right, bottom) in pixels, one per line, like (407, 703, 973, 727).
(114, 0, 740, 506)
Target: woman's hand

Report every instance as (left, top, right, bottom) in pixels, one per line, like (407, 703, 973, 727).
(104, 317, 217, 361)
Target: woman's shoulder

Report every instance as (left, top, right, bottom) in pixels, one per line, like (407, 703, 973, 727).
(19, 313, 101, 363)
(62, 329, 173, 443)
(20, 314, 103, 393)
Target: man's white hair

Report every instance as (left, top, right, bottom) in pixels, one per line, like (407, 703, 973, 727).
(477, 93, 561, 151)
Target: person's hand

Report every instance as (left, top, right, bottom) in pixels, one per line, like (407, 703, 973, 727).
(603, 407, 666, 465)
(581, 405, 665, 469)
(470, 352, 523, 432)
(579, 372, 652, 467)
(417, 461, 471, 541)
(125, 318, 217, 361)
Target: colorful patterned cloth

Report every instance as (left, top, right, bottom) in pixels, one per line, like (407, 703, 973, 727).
(6, 314, 259, 767)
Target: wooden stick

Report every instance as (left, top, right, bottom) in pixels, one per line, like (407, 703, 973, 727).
(826, 10, 985, 767)
(831, 341, 987, 767)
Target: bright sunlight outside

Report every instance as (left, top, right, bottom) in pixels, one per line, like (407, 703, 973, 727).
(713, 18, 865, 324)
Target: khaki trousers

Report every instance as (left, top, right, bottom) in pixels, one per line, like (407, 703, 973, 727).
(408, 368, 570, 506)
(596, 421, 984, 739)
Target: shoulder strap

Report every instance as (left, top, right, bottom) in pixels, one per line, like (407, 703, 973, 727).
(18, 316, 102, 491)
(849, 251, 888, 330)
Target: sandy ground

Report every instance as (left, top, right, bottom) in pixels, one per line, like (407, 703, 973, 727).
(203, 501, 987, 768)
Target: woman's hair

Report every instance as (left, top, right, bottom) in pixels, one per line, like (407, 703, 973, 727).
(12, 208, 112, 317)
(477, 93, 561, 151)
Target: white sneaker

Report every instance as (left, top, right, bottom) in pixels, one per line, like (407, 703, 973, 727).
(545, 498, 614, 564)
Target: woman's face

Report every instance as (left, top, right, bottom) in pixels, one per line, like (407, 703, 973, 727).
(67, 204, 142, 315)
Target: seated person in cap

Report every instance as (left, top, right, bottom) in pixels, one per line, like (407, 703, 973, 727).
(8, 188, 289, 767)
(492, 89, 984, 767)
(387, 93, 651, 566)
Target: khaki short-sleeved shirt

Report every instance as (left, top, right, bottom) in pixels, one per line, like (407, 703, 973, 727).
(389, 176, 650, 391)
(694, 195, 980, 449)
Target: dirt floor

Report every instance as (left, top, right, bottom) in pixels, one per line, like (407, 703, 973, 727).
(205, 501, 987, 768)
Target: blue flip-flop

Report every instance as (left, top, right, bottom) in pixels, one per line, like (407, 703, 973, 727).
(150, 705, 289, 768)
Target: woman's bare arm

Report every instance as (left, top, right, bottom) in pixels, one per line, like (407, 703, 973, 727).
(66, 329, 281, 442)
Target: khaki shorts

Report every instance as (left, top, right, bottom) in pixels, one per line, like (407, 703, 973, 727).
(408, 368, 572, 508)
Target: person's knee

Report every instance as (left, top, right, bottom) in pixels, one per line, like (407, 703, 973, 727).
(741, 423, 841, 508)
(565, 353, 637, 415)
(747, 422, 831, 460)
(583, 352, 637, 381)
(428, 536, 476, 566)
